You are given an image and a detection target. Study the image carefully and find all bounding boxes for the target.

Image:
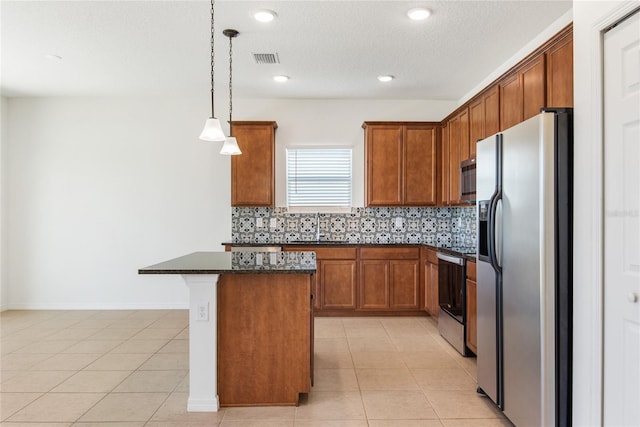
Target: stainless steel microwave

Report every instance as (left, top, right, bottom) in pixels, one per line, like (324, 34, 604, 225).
(460, 157, 476, 202)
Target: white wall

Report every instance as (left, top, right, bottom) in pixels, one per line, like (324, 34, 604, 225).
(6, 97, 229, 309)
(573, 1, 638, 425)
(5, 96, 455, 309)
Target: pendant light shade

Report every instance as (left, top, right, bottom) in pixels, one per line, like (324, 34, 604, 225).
(200, 118, 226, 141)
(220, 136, 242, 155)
(199, 0, 227, 144)
(223, 28, 242, 156)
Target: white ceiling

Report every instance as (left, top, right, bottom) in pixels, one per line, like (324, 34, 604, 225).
(1, 0, 572, 100)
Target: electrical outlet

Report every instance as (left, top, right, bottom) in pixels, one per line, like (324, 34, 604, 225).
(256, 218, 263, 227)
(197, 303, 209, 321)
(269, 252, 277, 265)
(395, 217, 403, 227)
(270, 218, 277, 228)
(255, 253, 263, 265)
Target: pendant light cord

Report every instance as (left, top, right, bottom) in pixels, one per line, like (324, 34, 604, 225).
(209, 0, 216, 118)
(228, 32, 233, 136)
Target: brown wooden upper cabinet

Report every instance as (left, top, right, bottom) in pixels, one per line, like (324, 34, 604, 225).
(442, 109, 469, 206)
(440, 122, 450, 207)
(469, 85, 500, 150)
(499, 54, 546, 131)
(546, 31, 573, 108)
(230, 121, 277, 207)
(363, 122, 439, 206)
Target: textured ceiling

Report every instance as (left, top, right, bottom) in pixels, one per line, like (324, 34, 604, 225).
(1, 0, 572, 100)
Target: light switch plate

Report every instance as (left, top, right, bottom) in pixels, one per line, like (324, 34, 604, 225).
(255, 253, 263, 265)
(256, 218, 263, 228)
(270, 218, 277, 228)
(395, 217, 403, 227)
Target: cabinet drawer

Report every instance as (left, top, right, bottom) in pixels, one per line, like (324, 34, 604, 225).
(466, 261, 477, 281)
(284, 246, 357, 260)
(360, 247, 420, 260)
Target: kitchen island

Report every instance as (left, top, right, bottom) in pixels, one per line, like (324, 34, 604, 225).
(139, 251, 316, 411)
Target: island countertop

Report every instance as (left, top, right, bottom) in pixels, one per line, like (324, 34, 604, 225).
(138, 251, 316, 275)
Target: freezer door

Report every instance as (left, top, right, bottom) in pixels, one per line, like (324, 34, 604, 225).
(501, 112, 557, 427)
(475, 134, 502, 407)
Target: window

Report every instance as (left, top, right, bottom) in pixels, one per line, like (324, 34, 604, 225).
(286, 148, 352, 207)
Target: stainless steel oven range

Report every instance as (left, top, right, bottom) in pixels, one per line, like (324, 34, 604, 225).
(437, 251, 472, 356)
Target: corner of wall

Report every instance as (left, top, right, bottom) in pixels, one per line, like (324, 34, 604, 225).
(0, 96, 8, 311)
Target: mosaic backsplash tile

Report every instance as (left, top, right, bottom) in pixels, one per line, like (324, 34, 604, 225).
(231, 207, 477, 252)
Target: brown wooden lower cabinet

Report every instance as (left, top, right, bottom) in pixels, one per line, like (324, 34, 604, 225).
(359, 247, 421, 312)
(217, 273, 312, 406)
(284, 245, 424, 316)
(466, 261, 478, 355)
(360, 260, 390, 309)
(423, 248, 439, 318)
(321, 259, 358, 309)
(283, 246, 358, 314)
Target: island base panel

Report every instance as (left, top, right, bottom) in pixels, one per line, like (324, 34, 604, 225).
(218, 273, 312, 406)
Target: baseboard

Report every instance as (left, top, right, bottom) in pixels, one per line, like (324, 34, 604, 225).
(3, 302, 189, 310)
(187, 396, 220, 412)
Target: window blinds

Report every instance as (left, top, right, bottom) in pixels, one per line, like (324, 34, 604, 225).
(286, 148, 352, 207)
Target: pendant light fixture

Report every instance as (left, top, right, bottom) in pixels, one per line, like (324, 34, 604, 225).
(199, 0, 226, 143)
(220, 28, 242, 156)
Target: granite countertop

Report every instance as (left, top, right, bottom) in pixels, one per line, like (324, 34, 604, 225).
(222, 242, 477, 261)
(139, 251, 316, 275)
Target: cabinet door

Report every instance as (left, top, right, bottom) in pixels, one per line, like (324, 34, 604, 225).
(469, 98, 485, 153)
(231, 122, 276, 206)
(546, 33, 573, 108)
(425, 261, 439, 317)
(366, 126, 403, 206)
(311, 270, 321, 310)
(321, 260, 357, 310)
(448, 115, 461, 205)
(458, 108, 470, 162)
(521, 55, 546, 121)
(500, 72, 523, 131)
(484, 85, 500, 137)
(466, 279, 478, 354)
(440, 123, 450, 205)
(404, 126, 437, 206)
(359, 260, 389, 309)
(390, 260, 420, 310)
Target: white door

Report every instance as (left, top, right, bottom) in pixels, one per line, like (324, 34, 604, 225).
(604, 9, 640, 427)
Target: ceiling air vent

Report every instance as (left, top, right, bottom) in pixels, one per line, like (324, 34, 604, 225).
(253, 53, 280, 64)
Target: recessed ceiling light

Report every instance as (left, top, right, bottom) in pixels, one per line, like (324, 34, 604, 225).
(254, 10, 276, 23)
(44, 53, 63, 61)
(273, 75, 289, 83)
(407, 8, 431, 21)
(377, 75, 394, 83)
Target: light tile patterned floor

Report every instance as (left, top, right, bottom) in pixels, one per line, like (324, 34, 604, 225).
(0, 310, 513, 426)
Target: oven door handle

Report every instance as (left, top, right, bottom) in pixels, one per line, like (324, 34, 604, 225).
(437, 252, 464, 265)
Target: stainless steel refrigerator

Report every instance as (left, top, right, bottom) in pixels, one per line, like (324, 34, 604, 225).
(475, 109, 572, 427)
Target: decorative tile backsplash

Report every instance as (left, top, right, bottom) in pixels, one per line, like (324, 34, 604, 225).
(232, 207, 476, 252)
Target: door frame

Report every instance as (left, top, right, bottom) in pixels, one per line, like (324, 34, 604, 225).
(573, 2, 640, 425)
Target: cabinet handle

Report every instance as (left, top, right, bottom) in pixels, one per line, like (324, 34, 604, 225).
(628, 293, 638, 303)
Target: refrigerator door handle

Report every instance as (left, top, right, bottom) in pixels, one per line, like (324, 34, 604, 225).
(488, 190, 503, 273)
(495, 198, 503, 268)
